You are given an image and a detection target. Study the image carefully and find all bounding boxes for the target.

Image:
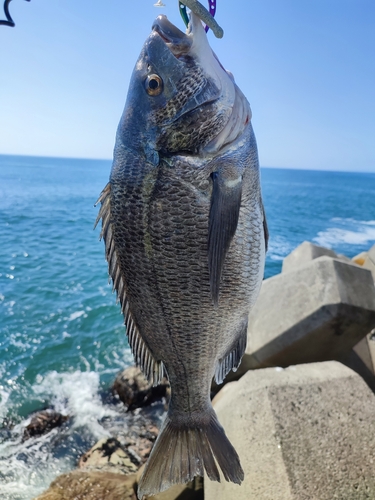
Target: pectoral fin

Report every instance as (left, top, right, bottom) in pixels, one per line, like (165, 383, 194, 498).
(208, 171, 242, 306)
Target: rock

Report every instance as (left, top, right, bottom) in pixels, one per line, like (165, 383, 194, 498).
(113, 366, 170, 411)
(352, 251, 368, 266)
(33, 470, 137, 500)
(205, 361, 375, 500)
(23, 410, 69, 440)
(123, 422, 159, 465)
(127, 435, 156, 465)
(136, 465, 203, 500)
(79, 424, 159, 472)
(281, 241, 337, 273)
(78, 437, 138, 474)
(235, 256, 375, 376)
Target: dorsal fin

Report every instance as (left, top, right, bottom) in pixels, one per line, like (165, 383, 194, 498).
(95, 183, 164, 386)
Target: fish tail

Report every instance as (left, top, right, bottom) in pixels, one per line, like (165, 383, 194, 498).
(137, 405, 244, 499)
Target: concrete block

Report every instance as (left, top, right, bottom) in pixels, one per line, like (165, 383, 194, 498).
(236, 257, 375, 376)
(353, 332, 375, 374)
(205, 361, 375, 500)
(352, 251, 367, 266)
(369, 244, 375, 263)
(362, 254, 375, 282)
(282, 241, 337, 273)
(340, 337, 375, 394)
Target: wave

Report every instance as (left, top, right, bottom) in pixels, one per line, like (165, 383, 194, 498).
(0, 370, 122, 500)
(267, 235, 294, 261)
(330, 217, 375, 226)
(67, 310, 87, 321)
(32, 370, 118, 438)
(313, 218, 375, 249)
(0, 388, 10, 420)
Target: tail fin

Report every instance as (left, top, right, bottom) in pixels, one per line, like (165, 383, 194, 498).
(137, 406, 244, 499)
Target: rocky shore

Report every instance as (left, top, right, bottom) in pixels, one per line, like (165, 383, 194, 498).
(30, 242, 375, 500)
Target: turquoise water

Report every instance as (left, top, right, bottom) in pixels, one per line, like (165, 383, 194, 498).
(1, 155, 133, 417)
(0, 154, 375, 498)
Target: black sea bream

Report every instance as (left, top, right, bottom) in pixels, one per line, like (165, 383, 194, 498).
(96, 12, 268, 499)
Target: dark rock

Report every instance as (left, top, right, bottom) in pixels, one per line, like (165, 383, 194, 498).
(124, 423, 159, 466)
(23, 409, 69, 440)
(78, 437, 138, 474)
(112, 366, 170, 411)
(79, 422, 159, 475)
(33, 469, 137, 500)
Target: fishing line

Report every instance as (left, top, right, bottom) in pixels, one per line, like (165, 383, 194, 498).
(0, 0, 30, 27)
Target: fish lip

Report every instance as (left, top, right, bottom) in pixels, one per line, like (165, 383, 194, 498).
(152, 15, 192, 56)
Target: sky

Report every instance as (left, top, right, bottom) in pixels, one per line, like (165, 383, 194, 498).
(0, 0, 374, 172)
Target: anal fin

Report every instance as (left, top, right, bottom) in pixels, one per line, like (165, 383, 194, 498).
(215, 319, 248, 384)
(95, 183, 164, 386)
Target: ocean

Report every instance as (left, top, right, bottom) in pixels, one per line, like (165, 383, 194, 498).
(1, 154, 375, 499)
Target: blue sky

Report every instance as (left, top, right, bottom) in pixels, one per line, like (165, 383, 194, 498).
(1, 0, 374, 172)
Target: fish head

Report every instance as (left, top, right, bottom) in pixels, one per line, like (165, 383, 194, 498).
(116, 13, 251, 161)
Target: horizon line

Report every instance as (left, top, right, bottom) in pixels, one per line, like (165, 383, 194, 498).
(0, 152, 374, 175)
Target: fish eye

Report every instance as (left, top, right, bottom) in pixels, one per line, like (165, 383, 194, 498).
(145, 74, 163, 96)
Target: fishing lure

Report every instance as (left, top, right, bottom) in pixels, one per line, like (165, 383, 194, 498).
(179, 0, 223, 38)
(0, 0, 30, 27)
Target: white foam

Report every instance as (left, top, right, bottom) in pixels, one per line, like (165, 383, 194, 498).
(331, 217, 375, 226)
(267, 235, 294, 262)
(314, 220, 375, 248)
(32, 370, 117, 439)
(0, 430, 73, 500)
(0, 370, 124, 500)
(68, 310, 86, 321)
(0, 387, 10, 419)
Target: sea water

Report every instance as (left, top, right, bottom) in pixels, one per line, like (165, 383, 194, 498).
(0, 154, 374, 499)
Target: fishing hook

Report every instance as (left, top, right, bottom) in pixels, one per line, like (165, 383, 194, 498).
(0, 0, 30, 27)
(179, 0, 223, 38)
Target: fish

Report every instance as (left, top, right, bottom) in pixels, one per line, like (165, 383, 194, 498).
(95, 12, 268, 499)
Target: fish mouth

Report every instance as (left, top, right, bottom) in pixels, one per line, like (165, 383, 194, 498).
(152, 15, 193, 57)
